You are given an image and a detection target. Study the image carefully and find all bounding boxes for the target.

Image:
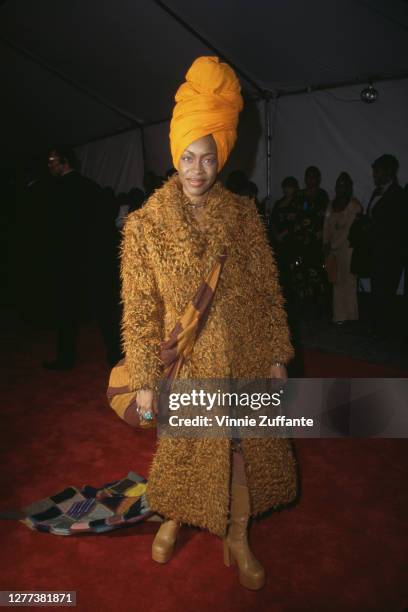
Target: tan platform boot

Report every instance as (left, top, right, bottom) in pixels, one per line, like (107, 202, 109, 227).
(151, 519, 180, 563)
(223, 484, 265, 590)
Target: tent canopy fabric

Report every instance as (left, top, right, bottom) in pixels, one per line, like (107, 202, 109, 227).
(2, 0, 408, 158)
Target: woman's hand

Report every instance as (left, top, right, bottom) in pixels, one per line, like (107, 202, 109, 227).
(136, 389, 158, 423)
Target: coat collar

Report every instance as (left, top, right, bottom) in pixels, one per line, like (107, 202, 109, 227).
(153, 174, 239, 262)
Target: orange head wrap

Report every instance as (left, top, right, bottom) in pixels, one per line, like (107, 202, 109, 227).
(170, 56, 243, 172)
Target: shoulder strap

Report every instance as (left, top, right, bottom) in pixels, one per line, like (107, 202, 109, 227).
(160, 252, 227, 384)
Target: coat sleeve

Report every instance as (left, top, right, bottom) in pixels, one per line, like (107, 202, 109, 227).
(120, 214, 164, 391)
(243, 199, 295, 366)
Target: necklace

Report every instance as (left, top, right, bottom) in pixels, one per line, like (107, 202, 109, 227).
(187, 193, 210, 209)
(189, 201, 207, 209)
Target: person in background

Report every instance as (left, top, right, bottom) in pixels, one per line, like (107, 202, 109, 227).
(323, 172, 362, 325)
(115, 189, 145, 230)
(292, 166, 329, 315)
(269, 177, 299, 252)
(115, 192, 132, 230)
(143, 170, 164, 199)
(128, 187, 145, 213)
(269, 177, 299, 292)
(44, 147, 122, 369)
(367, 154, 406, 339)
(404, 183, 408, 341)
(226, 170, 262, 217)
(248, 180, 263, 218)
(88, 184, 123, 366)
(44, 147, 95, 369)
(225, 169, 248, 195)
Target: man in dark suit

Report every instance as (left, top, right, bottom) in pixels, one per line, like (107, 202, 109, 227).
(368, 154, 406, 339)
(44, 147, 122, 369)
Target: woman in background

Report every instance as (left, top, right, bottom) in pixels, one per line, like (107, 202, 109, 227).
(269, 176, 299, 288)
(323, 172, 362, 324)
(292, 166, 329, 314)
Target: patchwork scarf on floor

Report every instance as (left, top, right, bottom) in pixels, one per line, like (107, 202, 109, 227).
(0, 472, 155, 536)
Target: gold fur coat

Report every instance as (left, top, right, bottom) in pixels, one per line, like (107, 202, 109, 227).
(120, 175, 299, 536)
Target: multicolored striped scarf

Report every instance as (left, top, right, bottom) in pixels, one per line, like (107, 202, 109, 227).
(107, 253, 227, 427)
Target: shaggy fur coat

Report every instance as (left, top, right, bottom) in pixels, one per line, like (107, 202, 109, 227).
(120, 175, 299, 536)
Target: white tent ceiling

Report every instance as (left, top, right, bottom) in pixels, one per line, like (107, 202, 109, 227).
(2, 0, 408, 159)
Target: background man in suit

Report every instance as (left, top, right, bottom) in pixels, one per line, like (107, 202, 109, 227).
(44, 147, 122, 369)
(367, 154, 406, 339)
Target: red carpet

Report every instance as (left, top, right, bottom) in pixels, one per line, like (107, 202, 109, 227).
(1, 324, 407, 612)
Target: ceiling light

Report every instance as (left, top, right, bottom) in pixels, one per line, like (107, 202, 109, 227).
(360, 83, 379, 104)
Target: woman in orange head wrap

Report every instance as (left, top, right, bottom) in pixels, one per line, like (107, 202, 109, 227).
(120, 56, 298, 590)
(170, 56, 243, 173)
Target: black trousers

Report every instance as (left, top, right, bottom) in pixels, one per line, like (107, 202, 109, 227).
(370, 258, 403, 335)
(54, 271, 123, 367)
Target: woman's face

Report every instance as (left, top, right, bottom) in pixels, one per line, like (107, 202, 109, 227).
(178, 135, 218, 201)
(283, 185, 297, 198)
(305, 170, 320, 190)
(336, 174, 350, 197)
